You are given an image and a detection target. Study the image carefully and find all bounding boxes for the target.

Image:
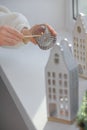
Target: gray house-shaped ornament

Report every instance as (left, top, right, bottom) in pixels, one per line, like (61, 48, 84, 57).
(45, 39, 78, 124)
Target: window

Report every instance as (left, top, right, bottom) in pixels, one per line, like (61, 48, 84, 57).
(49, 87, 51, 93)
(79, 0, 87, 14)
(64, 74, 67, 79)
(52, 72, 56, 78)
(59, 96, 63, 102)
(73, 0, 87, 20)
(59, 89, 63, 94)
(53, 88, 56, 93)
(54, 53, 59, 64)
(49, 103, 57, 117)
(48, 72, 51, 77)
(59, 80, 62, 86)
(48, 79, 51, 85)
(52, 80, 56, 85)
(64, 81, 68, 87)
(77, 26, 81, 33)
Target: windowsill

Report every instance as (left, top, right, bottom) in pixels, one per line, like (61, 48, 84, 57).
(0, 31, 86, 130)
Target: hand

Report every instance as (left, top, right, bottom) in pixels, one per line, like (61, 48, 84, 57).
(0, 25, 23, 46)
(30, 24, 57, 44)
(22, 24, 57, 44)
(45, 24, 57, 36)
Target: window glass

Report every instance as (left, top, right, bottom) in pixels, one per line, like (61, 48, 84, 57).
(73, 0, 87, 20)
(54, 53, 59, 64)
(79, 0, 87, 14)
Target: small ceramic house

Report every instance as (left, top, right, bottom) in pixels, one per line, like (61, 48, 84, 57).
(73, 13, 87, 79)
(45, 39, 78, 124)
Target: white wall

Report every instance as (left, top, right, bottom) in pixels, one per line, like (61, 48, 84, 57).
(0, 0, 66, 32)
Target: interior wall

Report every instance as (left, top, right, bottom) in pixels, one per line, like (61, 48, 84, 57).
(0, 0, 66, 31)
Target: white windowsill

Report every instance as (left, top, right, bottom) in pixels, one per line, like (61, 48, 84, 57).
(0, 31, 86, 130)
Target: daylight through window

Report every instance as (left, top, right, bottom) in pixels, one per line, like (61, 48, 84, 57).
(73, 0, 87, 19)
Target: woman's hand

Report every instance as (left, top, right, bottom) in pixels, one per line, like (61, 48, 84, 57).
(22, 24, 57, 44)
(0, 25, 23, 46)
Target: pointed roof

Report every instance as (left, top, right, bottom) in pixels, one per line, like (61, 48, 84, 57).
(60, 39, 78, 70)
(76, 13, 87, 33)
(47, 39, 78, 71)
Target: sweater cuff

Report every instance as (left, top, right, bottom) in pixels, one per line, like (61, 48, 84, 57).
(16, 24, 30, 32)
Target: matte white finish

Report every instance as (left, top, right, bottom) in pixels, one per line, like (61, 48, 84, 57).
(45, 39, 78, 122)
(73, 13, 87, 78)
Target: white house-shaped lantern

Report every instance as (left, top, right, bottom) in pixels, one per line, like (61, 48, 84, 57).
(45, 39, 78, 124)
(73, 13, 87, 79)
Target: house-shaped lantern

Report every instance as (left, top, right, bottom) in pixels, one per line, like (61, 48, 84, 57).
(73, 13, 87, 79)
(45, 39, 78, 124)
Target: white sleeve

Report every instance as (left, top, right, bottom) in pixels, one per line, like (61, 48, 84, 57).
(0, 5, 11, 14)
(0, 6, 30, 31)
(9, 12, 30, 31)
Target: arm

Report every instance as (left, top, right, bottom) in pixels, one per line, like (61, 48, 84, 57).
(0, 6, 57, 46)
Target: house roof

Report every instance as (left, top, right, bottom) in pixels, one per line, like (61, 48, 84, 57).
(77, 13, 87, 33)
(48, 39, 78, 71)
(60, 39, 78, 71)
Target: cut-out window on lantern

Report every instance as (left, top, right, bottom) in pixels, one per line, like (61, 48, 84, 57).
(49, 87, 51, 93)
(49, 103, 57, 117)
(49, 94, 52, 99)
(64, 96, 68, 102)
(64, 74, 67, 79)
(60, 103, 64, 109)
(54, 53, 59, 64)
(77, 26, 81, 33)
(48, 72, 51, 77)
(65, 110, 69, 117)
(64, 89, 68, 95)
(52, 72, 56, 78)
(59, 73, 62, 78)
(64, 81, 68, 87)
(59, 89, 63, 94)
(52, 80, 56, 85)
(48, 79, 51, 85)
(59, 96, 64, 102)
(59, 80, 62, 86)
(53, 88, 56, 93)
(53, 95, 56, 100)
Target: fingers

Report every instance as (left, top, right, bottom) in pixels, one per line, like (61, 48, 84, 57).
(18, 24, 57, 45)
(30, 24, 45, 35)
(30, 37, 37, 44)
(31, 24, 57, 37)
(4, 31, 23, 42)
(45, 24, 57, 36)
(0, 25, 24, 46)
(21, 27, 39, 44)
(5, 26, 23, 40)
(4, 37, 21, 46)
(0, 26, 23, 44)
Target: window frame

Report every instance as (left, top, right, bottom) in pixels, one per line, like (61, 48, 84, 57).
(65, 0, 75, 31)
(72, 0, 78, 20)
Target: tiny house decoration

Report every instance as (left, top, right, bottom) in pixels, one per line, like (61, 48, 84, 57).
(73, 13, 87, 79)
(76, 91, 87, 130)
(45, 39, 78, 124)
